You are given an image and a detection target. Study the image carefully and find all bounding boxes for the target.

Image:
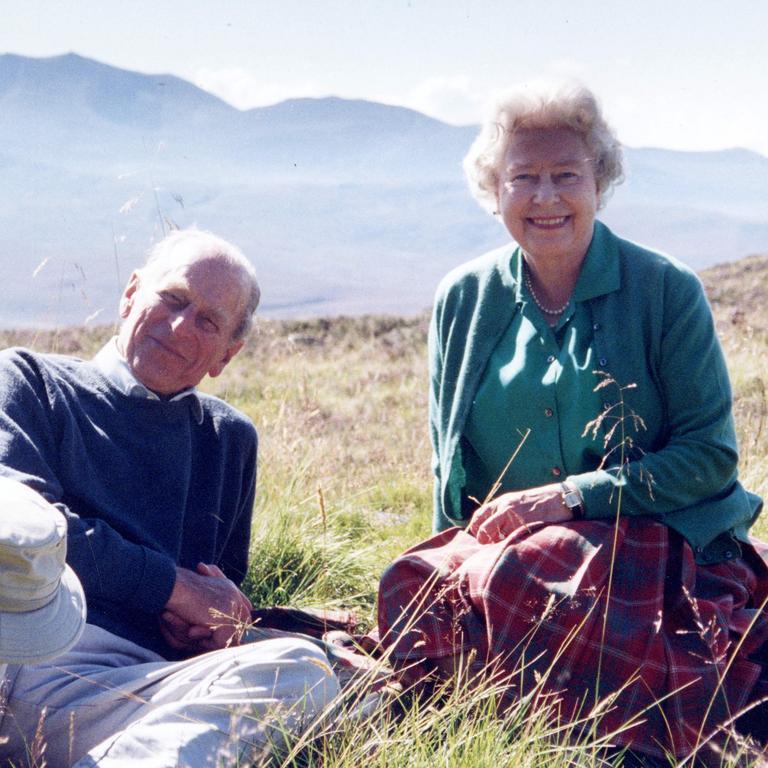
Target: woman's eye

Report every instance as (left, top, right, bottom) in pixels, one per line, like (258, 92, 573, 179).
(200, 317, 219, 333)
(504, 174, 536, 190)
(556, 171, 581, 184)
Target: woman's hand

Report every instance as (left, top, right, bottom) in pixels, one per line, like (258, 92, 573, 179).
(467, 483, 573, 544)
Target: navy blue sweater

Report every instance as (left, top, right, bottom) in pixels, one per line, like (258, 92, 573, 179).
(0, 348, 257, 658)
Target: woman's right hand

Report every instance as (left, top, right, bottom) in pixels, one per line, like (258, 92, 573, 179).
(467, 484, 573, 544)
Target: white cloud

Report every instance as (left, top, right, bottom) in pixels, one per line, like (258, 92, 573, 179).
(193, 67, 326, 110)
(398, 75, 490, 126)
(398, 68, 598, 127)
(195, 68, 491, 126)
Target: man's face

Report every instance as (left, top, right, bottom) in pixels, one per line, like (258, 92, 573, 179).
(116, 255, 247, 395)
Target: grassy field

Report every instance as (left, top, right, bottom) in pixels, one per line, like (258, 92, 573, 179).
(2, 253, 766, 766)
(701, 254, 768, 509)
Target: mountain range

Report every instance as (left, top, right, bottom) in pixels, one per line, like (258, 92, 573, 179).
(1, 52, 766, 327)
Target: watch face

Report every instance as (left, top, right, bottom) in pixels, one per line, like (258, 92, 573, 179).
(562, 488, 584, 520)
(563, 491, 581, 509)
(560, 483, 582, 515)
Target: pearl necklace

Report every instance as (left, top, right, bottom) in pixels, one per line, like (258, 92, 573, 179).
(524, 264, 570, 316)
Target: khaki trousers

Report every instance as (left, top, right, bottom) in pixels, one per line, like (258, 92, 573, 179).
(0, 624, 339, 767)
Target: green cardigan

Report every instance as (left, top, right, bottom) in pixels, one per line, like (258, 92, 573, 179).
(429, 221, 762, 564)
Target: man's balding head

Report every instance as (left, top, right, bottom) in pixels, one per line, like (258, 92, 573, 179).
(116, 230, 260, 395)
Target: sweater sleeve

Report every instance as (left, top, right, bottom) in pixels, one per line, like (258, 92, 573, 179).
(218, 425, 257, 587)
(0, 350, 177, 615)
(568, 269, 740, 521)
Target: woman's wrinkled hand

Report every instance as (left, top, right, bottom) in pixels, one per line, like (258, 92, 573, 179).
(467, 483, 573, 544)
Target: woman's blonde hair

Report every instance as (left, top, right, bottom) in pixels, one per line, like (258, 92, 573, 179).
(463, 82, 624, 213)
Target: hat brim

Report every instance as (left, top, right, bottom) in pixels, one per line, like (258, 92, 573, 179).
(0, 564, 86, 664)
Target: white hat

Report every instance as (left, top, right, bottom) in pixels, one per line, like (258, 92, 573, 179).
(0, 477, 86, 664)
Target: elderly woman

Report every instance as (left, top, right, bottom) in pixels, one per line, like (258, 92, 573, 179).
(377, 84, 766, 761)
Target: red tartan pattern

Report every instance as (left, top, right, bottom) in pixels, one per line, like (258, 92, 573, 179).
(378, 519, 768, 760)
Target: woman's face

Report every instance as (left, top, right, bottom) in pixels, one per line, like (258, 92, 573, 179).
(496, 127, 599, 267)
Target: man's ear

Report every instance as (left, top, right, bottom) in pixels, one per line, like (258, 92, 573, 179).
(119, 272, 141, 319)
(208, 339, 245, 379)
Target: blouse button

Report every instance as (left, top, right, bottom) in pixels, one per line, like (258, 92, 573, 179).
(544, 408, 553, 417)
(546, 354, 556, 364)
(599, 357, 608, 367)
(551, 467, 562, 477)
(593, 322, 601, 331)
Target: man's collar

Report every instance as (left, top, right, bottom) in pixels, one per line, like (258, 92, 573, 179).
(92, 338, 204, 424)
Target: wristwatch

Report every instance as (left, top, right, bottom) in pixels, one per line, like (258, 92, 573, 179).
(560, 482, 584, 520)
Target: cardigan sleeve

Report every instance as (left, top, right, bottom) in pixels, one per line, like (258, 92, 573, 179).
(568, 266, 743, 525)
(0, 350, 177, 616)
(428, 248, 521, 532)
(429, 286, 450, 530)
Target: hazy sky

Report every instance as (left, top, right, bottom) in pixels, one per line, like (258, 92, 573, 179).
(2, 0, 766, 155)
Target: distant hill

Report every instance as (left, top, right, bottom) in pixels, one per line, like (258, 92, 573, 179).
(0, 52, 766, 327)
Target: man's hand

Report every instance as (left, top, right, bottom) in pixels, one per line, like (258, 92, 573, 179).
(160, 563, 253, 653)
(467, 483, 573, 545)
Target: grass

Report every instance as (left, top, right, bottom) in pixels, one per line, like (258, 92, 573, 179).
(2, 254, 767, 766)
(701, 255, 768, 505)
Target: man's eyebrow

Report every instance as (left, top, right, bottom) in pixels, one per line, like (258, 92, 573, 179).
(204, 307, 226, 324)
(158, 280, 188, 295)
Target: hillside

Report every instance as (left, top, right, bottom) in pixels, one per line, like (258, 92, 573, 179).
(1, 52, 767, 327)
(701, 252, 768, 317)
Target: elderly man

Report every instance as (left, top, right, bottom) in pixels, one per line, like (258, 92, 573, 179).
(0, 230, 338, 766)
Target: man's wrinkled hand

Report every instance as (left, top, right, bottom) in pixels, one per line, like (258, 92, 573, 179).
(163, 562, 253, 652)
(159, 609, 212, 652)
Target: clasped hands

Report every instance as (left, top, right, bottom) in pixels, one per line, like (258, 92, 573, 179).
(467, 482, 574, 544)
(160, 563, 253, 654)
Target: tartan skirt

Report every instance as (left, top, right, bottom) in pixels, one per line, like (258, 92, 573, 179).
(377, 518, 768, 759)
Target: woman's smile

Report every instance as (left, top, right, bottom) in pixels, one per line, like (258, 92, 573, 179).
(527, 215, 569, 228)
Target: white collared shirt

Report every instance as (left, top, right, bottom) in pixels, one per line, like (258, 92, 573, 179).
(92, 338, 204, 424)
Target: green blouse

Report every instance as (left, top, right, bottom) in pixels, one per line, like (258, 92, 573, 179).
(463, 249, 604, 504)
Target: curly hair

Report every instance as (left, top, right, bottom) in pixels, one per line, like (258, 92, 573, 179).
(463, 82, 624, 213)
